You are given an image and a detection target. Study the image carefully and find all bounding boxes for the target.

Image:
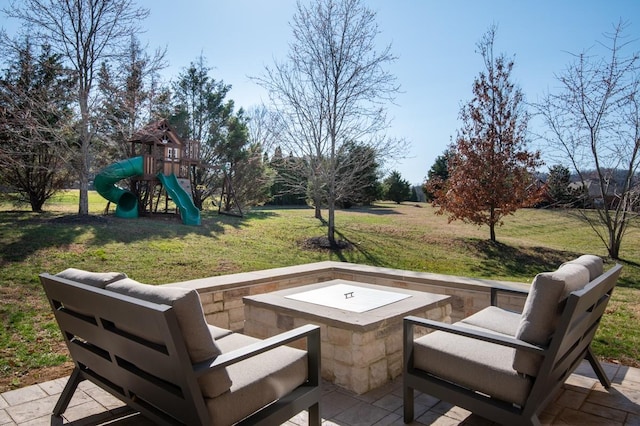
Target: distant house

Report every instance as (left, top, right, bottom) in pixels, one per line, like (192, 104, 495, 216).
(568, 178, 636, 209)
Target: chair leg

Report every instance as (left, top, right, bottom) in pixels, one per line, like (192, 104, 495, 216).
(52, 367, 83, 418)
(521, 415, 542, 426)
(586, 346, 611, 389)
(308, 402, 320, 426)
(403, 384, 414, 423)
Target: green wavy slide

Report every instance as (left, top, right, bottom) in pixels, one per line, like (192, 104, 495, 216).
(156, 173, 201, 226)
(94, 156, 144, 219)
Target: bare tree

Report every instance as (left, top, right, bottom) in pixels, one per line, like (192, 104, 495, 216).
(246, 104, 282, 157)
(535, 21, 640, 260)
(4, 0, 150, 215)
(254, 0, 404, 247)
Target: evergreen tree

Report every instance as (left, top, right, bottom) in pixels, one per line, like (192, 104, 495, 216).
(384, 170, 411, 204)
(96, 36, 167, 166)
(0, 40, 75, 211)
(424, 149, 451, 201)
(546, 164, 572, 206)
(171, 55, 233, 209)
(337, 142, 382, 207)
(217, 111, 273, 210)
(268, 147, 308, 206)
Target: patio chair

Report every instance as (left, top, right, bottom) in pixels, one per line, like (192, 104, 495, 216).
(403, 256, 622, 426)
(40, 269, 321, 425)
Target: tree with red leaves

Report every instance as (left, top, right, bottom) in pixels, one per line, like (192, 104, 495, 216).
(432, 25, 542, 242)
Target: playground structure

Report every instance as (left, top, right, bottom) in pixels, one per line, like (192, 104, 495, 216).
(95, 119, 240, 225)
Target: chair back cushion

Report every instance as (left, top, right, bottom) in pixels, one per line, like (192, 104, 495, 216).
(106, 279, 233, 397)
(56, 268, 127, 288)
(54, 269, 128, 317)
(561, 254, 603, 281)
(513, 263, 590, 376)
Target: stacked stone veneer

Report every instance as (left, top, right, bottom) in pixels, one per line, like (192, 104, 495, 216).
(243, 286, 451, 394)
(167, 261, 529, 332)
(165, 261, 530, 394)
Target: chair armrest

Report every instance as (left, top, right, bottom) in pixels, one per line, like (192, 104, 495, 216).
(404, 315, 543, 354)
(490, 286, 528, 308)
(193, 324, 321, 375)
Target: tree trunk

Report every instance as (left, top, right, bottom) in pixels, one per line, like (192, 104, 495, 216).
(327, 197, 336, 247)
(314, 202, 322, 220)
(609, 245, 619, 261)
(489, 206, 497, 242)
(29, 191, 44, 212)
(78, 89, 90, 216)
(609, 233, 621, 260)
(77, 140, 90, 215)
(78, 177, 89, 215)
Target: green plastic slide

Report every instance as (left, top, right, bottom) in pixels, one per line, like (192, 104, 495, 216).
(156, 173, 201, 226)
(94, 156, 144, 219)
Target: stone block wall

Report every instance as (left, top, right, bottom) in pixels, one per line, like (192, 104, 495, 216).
(244, 297, 452, 394)
(165, 261, 528, 332)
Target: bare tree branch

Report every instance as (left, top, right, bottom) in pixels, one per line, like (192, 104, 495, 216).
(253, 0, 405, 246)
(534, 20, 640, 259)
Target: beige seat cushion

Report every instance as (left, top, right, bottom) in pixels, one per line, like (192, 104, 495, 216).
(207, 333, 309, 425)
(56, 268, 126, 288)
(413, 329, 532, 406)
(105, 279, 232, 397)
(459, 306, 521, 336)
(513, 263, 590, 376)
(208, 324, 233, 340)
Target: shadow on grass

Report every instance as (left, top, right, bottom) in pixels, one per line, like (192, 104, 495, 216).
(615, 260, 640, 290)
(620, 258, 640, 268)
(0, 209, 277, 264)
(439, 238, 639, 289)
(460, 238, 580, 280)
(332, 227, 382, 265)
(344, 204, 403, 215)
(298, 219, 384, 266)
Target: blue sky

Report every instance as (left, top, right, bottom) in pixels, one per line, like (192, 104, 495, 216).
(3, 1, 640, 184)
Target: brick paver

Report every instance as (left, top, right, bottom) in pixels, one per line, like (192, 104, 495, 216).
(1, 360, 638, 425)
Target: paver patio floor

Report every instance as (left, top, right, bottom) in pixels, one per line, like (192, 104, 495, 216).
(1, 360, 638, 425)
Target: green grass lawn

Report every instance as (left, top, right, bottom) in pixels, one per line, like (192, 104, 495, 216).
(1, 191, 638, 390)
